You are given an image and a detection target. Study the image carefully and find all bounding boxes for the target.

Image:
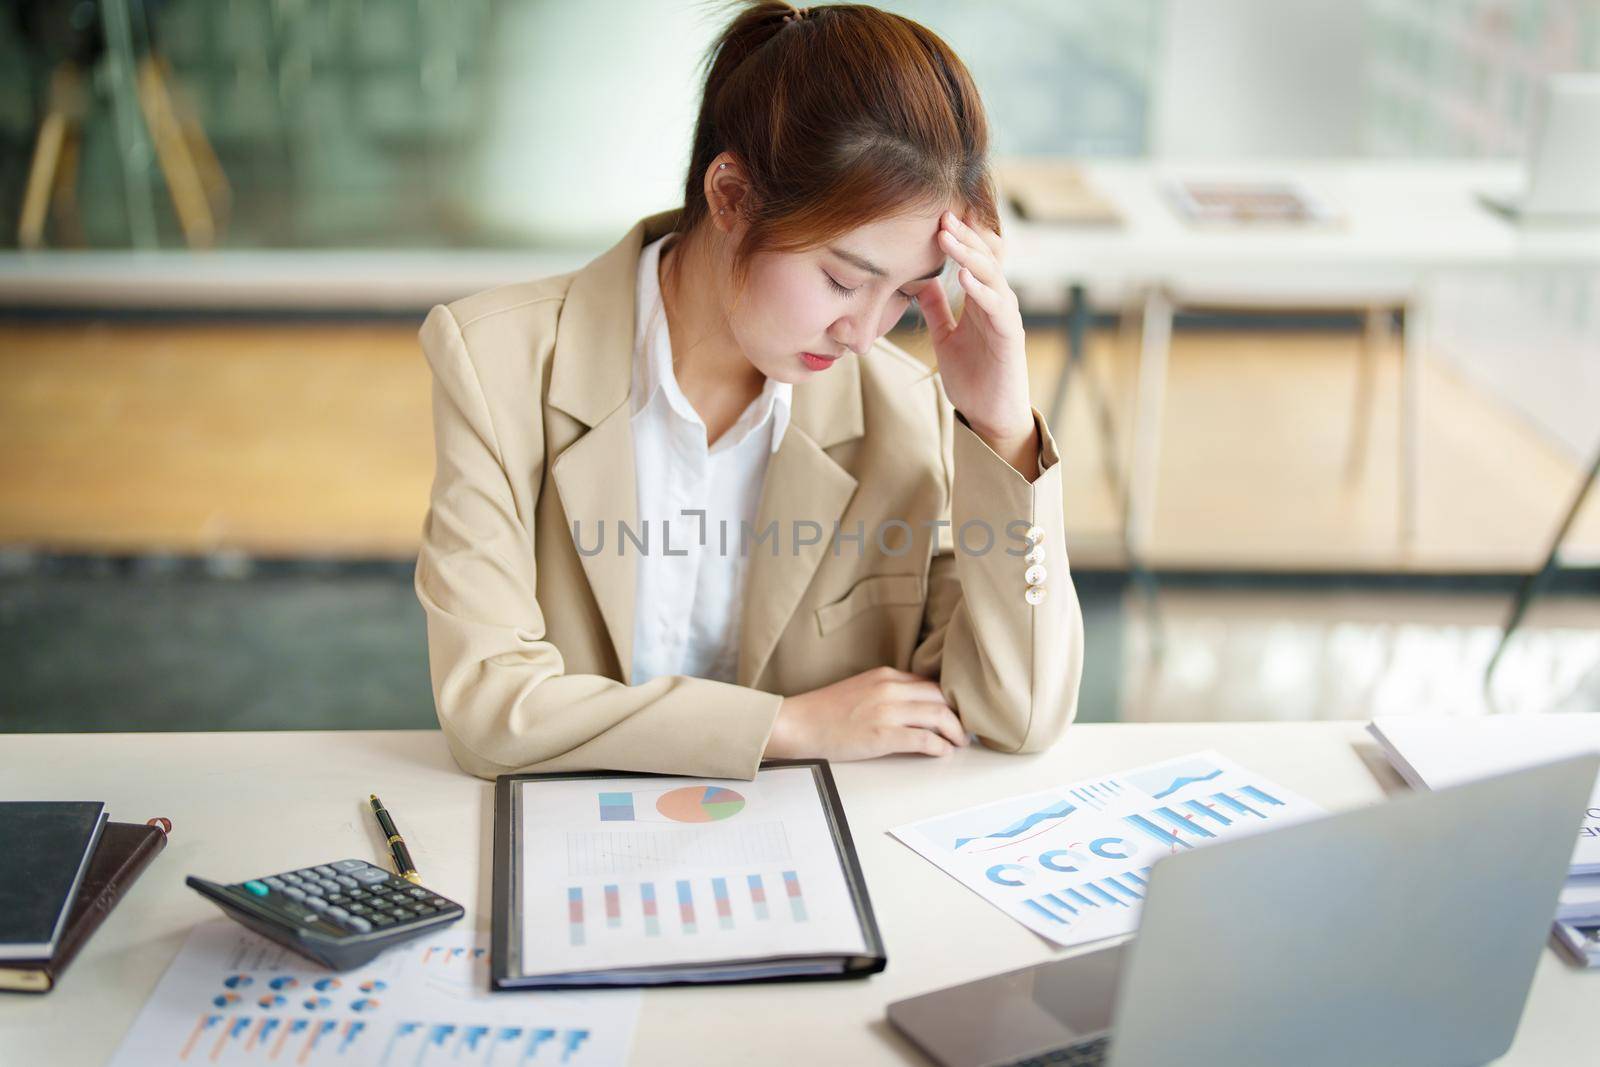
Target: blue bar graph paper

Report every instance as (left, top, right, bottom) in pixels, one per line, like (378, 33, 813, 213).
(1026, 868, 1154, 923)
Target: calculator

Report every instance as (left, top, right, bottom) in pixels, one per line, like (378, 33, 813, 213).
(186, 859, 465, 971)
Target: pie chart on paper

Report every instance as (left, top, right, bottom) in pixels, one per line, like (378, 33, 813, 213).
(655, 786, 746, 823)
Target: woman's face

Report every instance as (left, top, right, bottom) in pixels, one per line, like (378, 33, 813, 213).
(727, 205, 954, 384)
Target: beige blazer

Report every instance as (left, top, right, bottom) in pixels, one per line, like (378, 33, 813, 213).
(414, 208, 1084, 781)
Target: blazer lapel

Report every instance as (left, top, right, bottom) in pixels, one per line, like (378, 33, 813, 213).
(551, 402, 639, 681)
(548, 207, 682, 682)
(737, 354, 866, 688)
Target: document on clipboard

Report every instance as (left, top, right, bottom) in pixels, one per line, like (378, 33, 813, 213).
(490, 760, 886, 989)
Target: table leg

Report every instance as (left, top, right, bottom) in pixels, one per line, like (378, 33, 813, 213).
(1485, 443, 1600, 697)
(1346, 307, 1387, 483)
(1400, 291, 1427, 549)
(1045, 284, 1088, 432)
(1126, 288, 1172, 557)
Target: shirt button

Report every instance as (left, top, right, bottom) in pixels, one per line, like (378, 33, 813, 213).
(1024, 586, 1046, 606)
(1024, 544, 1046, 565)
(1024, 564, 1047, 587)
(1024, 525, 1045, 545)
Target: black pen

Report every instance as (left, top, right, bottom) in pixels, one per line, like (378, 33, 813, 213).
(369, 793, 421, 884)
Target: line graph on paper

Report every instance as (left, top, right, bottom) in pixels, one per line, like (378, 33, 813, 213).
(891, 751, 1328, 951)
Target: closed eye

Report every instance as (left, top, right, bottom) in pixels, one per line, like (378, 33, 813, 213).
(823, 271, 916, 303)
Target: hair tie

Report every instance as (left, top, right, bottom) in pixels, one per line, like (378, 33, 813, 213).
(782, 7, 810, 25)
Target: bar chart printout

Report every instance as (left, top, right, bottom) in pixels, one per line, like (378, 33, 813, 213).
(890, 750, 1324, 950)
(515, 767, 869, 981)
(107, 921, 641, 1066)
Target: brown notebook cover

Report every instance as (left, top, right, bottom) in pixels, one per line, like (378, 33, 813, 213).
(0, 819, 169, 993)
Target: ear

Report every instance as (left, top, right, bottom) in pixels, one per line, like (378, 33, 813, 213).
(703, 152, 751, 235)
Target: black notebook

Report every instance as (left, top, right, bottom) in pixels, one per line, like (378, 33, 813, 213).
(0, 802, 109, 960)
(491, 760, 886, 989)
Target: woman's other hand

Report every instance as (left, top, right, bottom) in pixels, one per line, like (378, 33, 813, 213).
(765, 666, 971, 760)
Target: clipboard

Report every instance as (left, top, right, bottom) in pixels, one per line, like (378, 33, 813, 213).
(490, 759, 886, 990)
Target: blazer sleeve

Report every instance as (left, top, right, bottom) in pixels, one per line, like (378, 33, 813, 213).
(413, 304, 784, 781)
(909, 392, 1085, 753)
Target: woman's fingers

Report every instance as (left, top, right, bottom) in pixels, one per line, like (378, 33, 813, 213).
(883, 678, 948, 705)
(938, 226, 1002, 290)
(890, 702, 969, 747)
(888, 726, 955, 758)
(956, 265, 1008, 318)
(961, 212, 1005, 263)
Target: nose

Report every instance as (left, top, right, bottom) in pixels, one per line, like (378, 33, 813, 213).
(830, 293, 904, 355)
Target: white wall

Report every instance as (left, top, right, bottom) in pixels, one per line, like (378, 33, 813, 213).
(1149, 0, 1365, 159)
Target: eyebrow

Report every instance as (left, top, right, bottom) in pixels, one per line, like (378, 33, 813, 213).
(828, 245, 946, 283)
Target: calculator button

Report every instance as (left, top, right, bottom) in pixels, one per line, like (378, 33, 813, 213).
(390, 906, 414, 919)
(314, 865, 335, 877)
(347, 889, 368, 900)
(281, 887, 306, 902)
(327, 894, 348, 905)
(427, 897, 450, 909)
(412, 905, 437, 916)
(347, 903, 369, 915)
(345, 917, 372, 933)
(369, 914, 395, 928)
(300, 882, 324, 897)
(352, 868, 389, 885)
(336, 876, 357, 889)
(243, 881, 270, 897)
(406, 887, 428, 898)
(263, 877, 285, 889)
(325, 906, 349, 921)
(331, 860, 366, 873)
(281, 873, 302, 884)
(305, 897, 329, 911)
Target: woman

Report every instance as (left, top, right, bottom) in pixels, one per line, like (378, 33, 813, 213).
(414, 1, 1084, 781)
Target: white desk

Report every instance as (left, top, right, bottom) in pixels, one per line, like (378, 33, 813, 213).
(1, 724, 1592, 1064)
(1000, 158, 1600, 553)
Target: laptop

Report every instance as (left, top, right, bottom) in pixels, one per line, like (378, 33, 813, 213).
(1480, 73, 1600, 220)
(888, 753, 1598, 1067)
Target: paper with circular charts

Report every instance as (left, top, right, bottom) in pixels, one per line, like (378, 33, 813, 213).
(516, 766, 869, 979)
(891, 751, 1326, 950)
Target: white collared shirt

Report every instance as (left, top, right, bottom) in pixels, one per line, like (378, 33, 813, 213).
(629, 232, 793, 685)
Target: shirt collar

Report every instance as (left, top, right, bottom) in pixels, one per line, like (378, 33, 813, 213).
(633, 232, 792, 454)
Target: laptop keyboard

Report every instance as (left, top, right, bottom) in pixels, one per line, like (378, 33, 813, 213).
(1002, 1035, 1110, 1067)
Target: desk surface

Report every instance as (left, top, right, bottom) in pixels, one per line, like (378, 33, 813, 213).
(1000, 159, 1600, 299)
(1, 724, 1592, 1065)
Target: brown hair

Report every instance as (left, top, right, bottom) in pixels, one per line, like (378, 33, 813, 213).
(668, 1, 999, 297)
